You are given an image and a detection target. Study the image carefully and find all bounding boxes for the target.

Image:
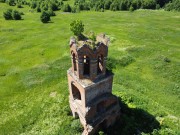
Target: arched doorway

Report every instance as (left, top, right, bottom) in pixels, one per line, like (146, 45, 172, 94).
(71, 82, 81, 100)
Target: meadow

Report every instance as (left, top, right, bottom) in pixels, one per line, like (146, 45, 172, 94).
(0, 3, 180, 135)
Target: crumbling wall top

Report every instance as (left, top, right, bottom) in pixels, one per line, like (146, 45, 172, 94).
(69, 34, 109, 59)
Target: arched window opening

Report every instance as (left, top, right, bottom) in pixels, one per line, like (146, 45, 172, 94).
(97, 101, 106, 113)
(72, 53, 77, 71)
(83, 55, 90, 76)
(97, 55, 103, 74)
(71, 82, 81, 100)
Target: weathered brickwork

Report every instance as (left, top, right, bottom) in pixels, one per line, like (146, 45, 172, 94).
(67, 34, 120, 135)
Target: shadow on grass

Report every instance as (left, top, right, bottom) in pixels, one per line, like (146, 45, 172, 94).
(102, 97, 160, 135)
(48, 21, 54, 23)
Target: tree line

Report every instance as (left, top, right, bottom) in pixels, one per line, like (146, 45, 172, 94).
(73, 0, 180, 12)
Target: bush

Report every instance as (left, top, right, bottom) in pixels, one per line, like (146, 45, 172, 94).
(3, 9, 13, 20)
(36, 6, 41, 12)
(129, 6, 134, 11)
(62, 4, 71, 12)
(142, 0, 156, 9)
(40, 11, 50, 23)
(49, 2, 58, 11)
(156, 4, 160, 9)
(17, 3, 23, 8)
(48, 9, 56, 16)
(20, 12, 24, 15)
(6, 0, 15, 6)
(12, 10, 22, 20)
(30, 1, 37, 9)
(3, 9, 22, 20)
(70, 20, 84, 40)
(165, 0, 180, 11)
(104, 0, 112, 9)
(0, 0, 5, 3)
(71, 6, 77, 13)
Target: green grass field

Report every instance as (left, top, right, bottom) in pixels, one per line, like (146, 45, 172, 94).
(0, 3, 180, 135)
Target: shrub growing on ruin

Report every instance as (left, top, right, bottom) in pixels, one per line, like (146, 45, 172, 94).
(70, 20, 84, 40)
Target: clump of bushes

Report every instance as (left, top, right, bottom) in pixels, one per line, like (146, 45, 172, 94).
(30, 0, 63, 13)
(62, 4, 71, 12)
(165, 0, 180, 11)
(73, 0, 178, 12)
(6, 0, 15, 6)
(48, 9, 56, 16)
(3, 9, 22, 20)
(0, 0, 6, 3)
(40, 11, 51, 23)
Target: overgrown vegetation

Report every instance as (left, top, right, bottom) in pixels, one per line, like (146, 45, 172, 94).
(70, 20, 84, 40)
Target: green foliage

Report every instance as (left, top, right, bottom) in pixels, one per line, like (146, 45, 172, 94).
(0, 0, 5, 3)
(62, 4, 71, 12)
(88, 31, 96, 41)
(3, 9, 22, 20)
(12, 10, 22, 20)
(48, 9, 56, 16)
(17, 3, 23, 8)
(156, 4, 160, 9)
(156, 0, 171, 7)
(73, 0, 178, 11)
(165, 0, 180, 11)
(30, 1, 37, 9)
(129, 6, 134, 11)
(71, 119, 83, 133)
(104, 0, 112, 9)
(3, 9, 13, 20)
(40, 11, 50, 23)
(70, 20, 84, 39)
(49, 2, 59, 11)
(6, 0, 15, 6)
(36, 6, 41, 12)
(99, 131, 105, 135)
(142, 0, 156, 9)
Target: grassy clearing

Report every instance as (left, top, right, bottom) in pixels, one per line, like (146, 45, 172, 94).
(0, 3, 180, 135)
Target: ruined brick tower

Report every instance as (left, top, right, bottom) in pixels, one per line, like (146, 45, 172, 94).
(67, 34, 120, 135)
